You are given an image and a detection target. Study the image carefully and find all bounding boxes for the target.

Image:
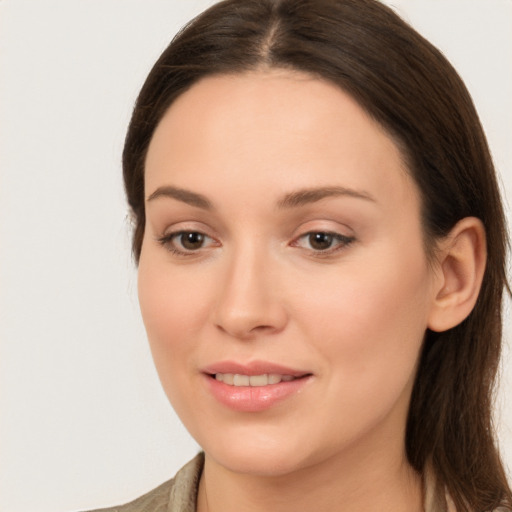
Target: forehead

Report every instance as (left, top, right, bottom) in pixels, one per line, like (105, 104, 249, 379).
(144, 70, 418, 212)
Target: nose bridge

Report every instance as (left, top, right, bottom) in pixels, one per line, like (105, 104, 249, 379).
(213, 238, 286, 338)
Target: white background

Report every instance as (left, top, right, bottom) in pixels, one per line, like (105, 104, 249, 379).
(1, 1, 511, 511)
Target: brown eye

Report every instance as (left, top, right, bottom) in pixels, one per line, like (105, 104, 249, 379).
(308, 232, 334, 250)
(179, 231, 205, 250)
(292, 231, 355, 255)
(157, 230, 218, 255)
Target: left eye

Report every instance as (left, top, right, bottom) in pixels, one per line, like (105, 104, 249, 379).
(176, 231, 208, 250)
(294, 232, 354, 252)
(158, 230, 217, 254)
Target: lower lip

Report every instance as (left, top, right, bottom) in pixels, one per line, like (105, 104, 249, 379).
(204, 374, 312, 412)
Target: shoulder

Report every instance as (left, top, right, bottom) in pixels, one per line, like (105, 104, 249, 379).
(83, 478, 174, 512)
(424, 463, 511, 512)
(80, 453, 204, 512)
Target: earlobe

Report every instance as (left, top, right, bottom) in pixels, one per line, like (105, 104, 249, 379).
(427, 217, 487, 333)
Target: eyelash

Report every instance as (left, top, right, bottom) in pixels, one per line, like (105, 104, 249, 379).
(157, 231, 219, 257)
(156, 230, 355, 257)
(292, 231, 355, 256)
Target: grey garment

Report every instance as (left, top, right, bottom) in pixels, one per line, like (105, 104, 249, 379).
(82, 453, 204, 512)
(83, 453, 511, 512)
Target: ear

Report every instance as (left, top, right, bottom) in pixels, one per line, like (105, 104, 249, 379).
(427, 217, 487, 333)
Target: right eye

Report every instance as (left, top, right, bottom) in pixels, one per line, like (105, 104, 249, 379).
(157, 230, 218, 256)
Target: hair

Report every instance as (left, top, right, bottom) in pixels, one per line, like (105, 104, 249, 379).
(122, 0, 511, 510)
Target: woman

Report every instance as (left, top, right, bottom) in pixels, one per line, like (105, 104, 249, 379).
(90, 0, 511, 510)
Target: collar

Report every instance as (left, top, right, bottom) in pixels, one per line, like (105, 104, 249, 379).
(168, 453, 456, 512)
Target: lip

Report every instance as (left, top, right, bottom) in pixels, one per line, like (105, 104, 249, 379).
(202, 360, 309, 377)
(202, 360, 313, 412)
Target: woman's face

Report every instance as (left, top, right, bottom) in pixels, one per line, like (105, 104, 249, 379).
(139, 70, 439, 476)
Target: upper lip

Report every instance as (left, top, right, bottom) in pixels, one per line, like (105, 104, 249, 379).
(202, 360, 311, 377)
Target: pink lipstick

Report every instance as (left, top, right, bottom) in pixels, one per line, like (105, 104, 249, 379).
(202, 360, 312, 412)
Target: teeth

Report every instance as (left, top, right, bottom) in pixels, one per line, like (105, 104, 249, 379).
(214, 373, 297, 387)
(249, 374, 268, 386)
(233, 374, 250, 386)
(268, 374, 282, 384)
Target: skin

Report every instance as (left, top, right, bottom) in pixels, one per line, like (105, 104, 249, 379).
(138, 69, 463, 512)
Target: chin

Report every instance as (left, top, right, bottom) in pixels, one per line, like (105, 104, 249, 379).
(199, 431, 320, 477)
(212, 450, 305, 477)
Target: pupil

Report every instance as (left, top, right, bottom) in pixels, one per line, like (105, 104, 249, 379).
(181, 232, 204, 250)
(309, 232, 333, 250)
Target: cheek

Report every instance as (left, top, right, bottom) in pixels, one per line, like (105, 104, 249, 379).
(293, 249, 432, 394)
(137, 253, 214, 371)
(137, 254, 221, 431)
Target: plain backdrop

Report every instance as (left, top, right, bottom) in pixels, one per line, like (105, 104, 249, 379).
(1, 1, 511, 511)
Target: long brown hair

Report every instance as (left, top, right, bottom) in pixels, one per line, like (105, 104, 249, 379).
(122, 1, 511, 509)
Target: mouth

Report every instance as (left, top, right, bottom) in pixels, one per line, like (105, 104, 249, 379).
(202, 361, 313, 412)
(211, 373, 302, 386)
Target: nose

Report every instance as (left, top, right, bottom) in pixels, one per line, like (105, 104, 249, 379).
(212, 245, 288, 340)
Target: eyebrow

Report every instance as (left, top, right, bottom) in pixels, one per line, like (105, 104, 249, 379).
(277, 186, 376, 208)
(146, 186, 212, 209)
(146, 184, 375, 210)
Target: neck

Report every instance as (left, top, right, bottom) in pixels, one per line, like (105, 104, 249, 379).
(197, 440, 423, 512)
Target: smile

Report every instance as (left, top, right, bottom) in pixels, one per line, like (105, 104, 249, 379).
(202, 361, 313, 411)
(214, 373, 296, 386)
